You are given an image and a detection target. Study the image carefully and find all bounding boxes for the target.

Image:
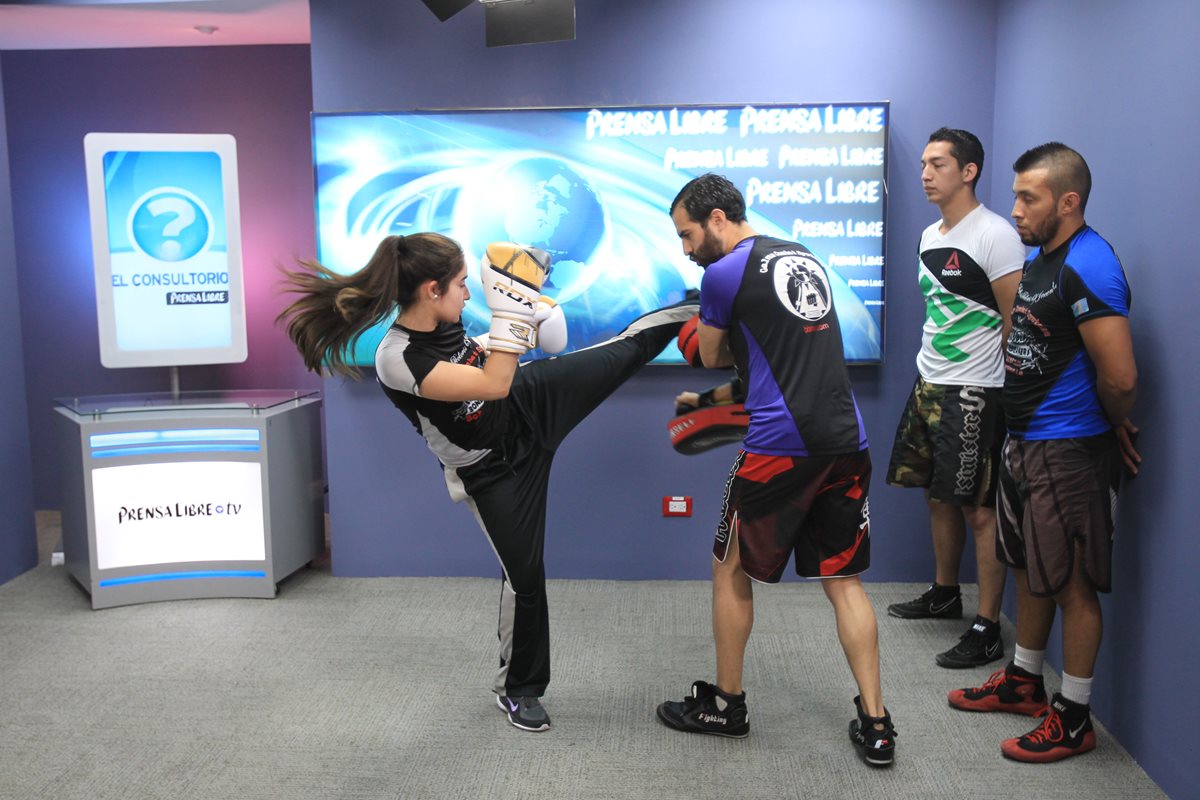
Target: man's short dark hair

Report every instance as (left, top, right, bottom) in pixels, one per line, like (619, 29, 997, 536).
(1013, 142, 1092, 212)
(670, 173, 747, 225)
(928, 127, 985, 191)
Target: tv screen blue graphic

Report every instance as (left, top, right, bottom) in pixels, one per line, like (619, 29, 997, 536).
(85, 133, 247, 368)
(103, 150, 230, 349)
(312, 103, 888, 364)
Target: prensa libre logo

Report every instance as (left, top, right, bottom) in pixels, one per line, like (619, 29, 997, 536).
(118, 502, 243, 524)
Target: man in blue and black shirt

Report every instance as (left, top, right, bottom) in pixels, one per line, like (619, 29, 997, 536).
(949, 143, 1141, 763)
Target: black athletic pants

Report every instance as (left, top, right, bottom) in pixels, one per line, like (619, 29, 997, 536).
(457, 301, 696, 698)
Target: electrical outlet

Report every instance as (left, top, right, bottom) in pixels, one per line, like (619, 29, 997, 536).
(662, 496, 692, 517)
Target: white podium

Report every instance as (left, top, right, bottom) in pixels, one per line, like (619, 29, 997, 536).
(54, 390, 324, 609)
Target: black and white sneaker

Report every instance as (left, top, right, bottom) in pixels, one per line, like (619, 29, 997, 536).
(887, 584, 962, 619)
(936, 615, 1004, 668)
(849, 695, 897, 767)
(656, 680, 749, 738)
(496, 694, 552, 732)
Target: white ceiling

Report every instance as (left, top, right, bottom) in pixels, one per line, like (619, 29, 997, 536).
(0, 1, 311, 50)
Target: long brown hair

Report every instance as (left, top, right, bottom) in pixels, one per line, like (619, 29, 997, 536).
(278, 232, 465, 378)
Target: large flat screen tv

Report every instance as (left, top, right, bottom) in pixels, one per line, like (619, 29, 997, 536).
(311, 102, 888, 365)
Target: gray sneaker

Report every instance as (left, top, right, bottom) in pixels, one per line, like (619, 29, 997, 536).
(496, 694, 552, 732)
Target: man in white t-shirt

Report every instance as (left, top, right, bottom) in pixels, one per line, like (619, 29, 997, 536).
(885, 128, 1026, 668)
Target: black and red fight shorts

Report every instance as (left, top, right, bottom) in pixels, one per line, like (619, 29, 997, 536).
(715, 448, 872, 582)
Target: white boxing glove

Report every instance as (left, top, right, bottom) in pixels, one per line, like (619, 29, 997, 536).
(532, 296, 568, 354)
(480, 242, 551, 354)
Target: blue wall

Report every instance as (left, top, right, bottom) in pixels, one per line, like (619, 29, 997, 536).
(0, 58, 39, 583)
(991, 2, 1198, 797)
(1, 45, 320, 512)
(311, 0, 1002, 581)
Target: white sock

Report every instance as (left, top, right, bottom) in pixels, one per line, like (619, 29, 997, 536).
(1060, 672, 1094, 706)
(1013, 645, 1044, 675)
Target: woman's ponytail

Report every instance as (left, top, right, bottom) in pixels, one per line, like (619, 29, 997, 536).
(278, 233, 464, 378)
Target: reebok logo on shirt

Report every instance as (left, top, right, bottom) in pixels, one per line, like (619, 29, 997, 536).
(941, 251, 963, 277)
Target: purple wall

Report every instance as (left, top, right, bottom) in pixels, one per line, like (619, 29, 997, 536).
(1, 45, 320, 512)
(310, 0, 1002, 580)
(992, 2, 1198, 797)
(0, 58, 39, 583)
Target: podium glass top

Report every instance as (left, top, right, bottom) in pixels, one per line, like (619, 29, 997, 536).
(54, 389, 321, 416)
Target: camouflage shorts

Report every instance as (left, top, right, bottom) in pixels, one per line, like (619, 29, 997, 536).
(885, 376, 1004, 507)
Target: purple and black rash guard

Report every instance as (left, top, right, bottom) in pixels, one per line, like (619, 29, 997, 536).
(700, 235, 868, 457)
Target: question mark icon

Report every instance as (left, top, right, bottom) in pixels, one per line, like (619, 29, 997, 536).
(145, 196, 196, 260)
(129, 188, 211, 262)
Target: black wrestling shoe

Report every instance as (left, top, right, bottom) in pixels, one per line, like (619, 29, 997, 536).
(849, 695, 897, 767)
(936, 615, 1004, 668)
(496, 694, 552, 732)
(887, 584, 963, 619)
(656, 680, 749, 738)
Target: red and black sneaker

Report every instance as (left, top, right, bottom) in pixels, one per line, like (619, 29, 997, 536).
(1001, 693, 1096, 763)
(947, 662, 1048, 716)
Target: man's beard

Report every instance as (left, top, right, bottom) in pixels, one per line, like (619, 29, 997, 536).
(691, 226, 725, 268)
(1020, 214, 1060, 247)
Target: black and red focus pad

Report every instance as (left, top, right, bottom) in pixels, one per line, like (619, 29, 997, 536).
(668, 403, 749, 455)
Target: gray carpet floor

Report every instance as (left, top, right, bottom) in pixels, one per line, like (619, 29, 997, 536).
(0, 525, 1166, 799)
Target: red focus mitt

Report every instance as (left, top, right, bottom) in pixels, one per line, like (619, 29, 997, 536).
(677, 315, 703, 367)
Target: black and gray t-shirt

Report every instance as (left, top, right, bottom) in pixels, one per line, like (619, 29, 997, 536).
(375, 320, 505, 468)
